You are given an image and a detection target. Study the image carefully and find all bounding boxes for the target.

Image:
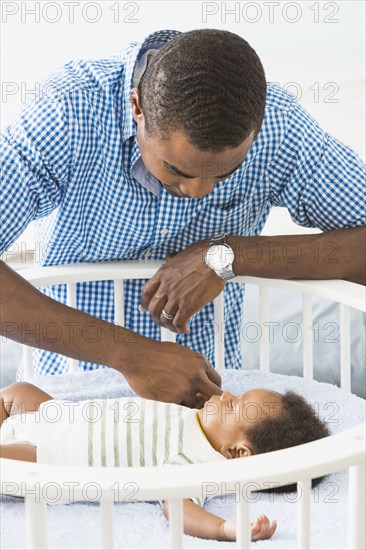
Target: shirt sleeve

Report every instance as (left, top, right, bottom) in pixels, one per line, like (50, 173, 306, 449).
(1, 90, 70, 255)
(268, 99, 366, 231)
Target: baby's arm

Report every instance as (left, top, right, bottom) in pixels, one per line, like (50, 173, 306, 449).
(0, 443, 37, 462)
(162, 499, 277, 542)
(0, 382, 51, 463)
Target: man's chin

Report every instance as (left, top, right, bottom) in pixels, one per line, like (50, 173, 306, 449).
(161, 184, 188, 198)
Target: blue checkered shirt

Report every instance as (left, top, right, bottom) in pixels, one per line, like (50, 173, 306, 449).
(1, 29, 365, 379)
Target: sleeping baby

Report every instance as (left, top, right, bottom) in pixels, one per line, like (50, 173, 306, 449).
(0, 380, 330, 543)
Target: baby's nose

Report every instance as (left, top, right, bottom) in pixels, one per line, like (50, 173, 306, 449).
(220, 391, 232, 401)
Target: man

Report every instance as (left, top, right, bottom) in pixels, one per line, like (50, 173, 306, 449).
(1, 29, 365, 408)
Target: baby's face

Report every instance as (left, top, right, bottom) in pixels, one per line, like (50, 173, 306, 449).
(197, 389, 283, 459)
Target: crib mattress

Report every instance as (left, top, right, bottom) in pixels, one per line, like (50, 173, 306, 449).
(1, 367, 365, 550)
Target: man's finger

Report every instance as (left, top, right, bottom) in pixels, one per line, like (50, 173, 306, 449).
(159, 301, 179, 330)
(205, 365, 222, 388)
(200, 356, 222, 390)
(193, 392, 208, 410)
(181, 392, 197, 409)
(196, 377, 223, 403)
(140, 280, 160, 311)
(173, 307, 194, 334)
(172, 380, 221, 410)
(149, 294, 170, 327)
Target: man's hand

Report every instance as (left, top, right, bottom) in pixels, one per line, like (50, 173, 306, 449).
(140, 240, 225, 333)
(122, 339, 222, 408)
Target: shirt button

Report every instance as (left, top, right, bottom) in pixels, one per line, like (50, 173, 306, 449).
(144, 250, 151, 258)
(160, 228, 169, 236)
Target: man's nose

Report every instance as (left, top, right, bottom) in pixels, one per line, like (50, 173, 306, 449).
(180, 181, 214, 199)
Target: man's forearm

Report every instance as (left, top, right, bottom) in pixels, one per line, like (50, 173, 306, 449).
(0, 260, 148, 373)
(226, 226, 365, 285)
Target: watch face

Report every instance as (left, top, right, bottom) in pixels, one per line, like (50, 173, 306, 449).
(206, 244, 234, 270)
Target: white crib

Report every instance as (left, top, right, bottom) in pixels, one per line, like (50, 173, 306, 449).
(1, 260, 365, 550)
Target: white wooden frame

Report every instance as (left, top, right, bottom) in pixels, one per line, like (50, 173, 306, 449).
(1, 260, 365, 550)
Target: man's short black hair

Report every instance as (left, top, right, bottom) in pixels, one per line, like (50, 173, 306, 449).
(138, 29, 267, 152)
(245, 390, 331, 493)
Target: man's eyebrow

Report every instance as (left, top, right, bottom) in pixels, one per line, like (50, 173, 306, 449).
(162, 160, 243, 180)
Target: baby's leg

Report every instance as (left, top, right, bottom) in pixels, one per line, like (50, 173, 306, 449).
(1, 381, 53, 427)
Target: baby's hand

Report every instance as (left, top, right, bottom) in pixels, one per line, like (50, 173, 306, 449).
(222, 515, 277, 541)
(251, 514, 277, 541)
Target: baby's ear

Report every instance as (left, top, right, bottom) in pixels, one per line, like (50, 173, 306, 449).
(237, 444, 253, 458)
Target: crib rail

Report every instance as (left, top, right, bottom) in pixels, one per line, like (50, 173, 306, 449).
(17, 261, 366, 390)
(2, 260, 366, 549)
(2, 422, 364, 500)
(1, 423, 365, 549)
(17, 261, 365, 309)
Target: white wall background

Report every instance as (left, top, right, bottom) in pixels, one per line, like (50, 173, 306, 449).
(1, 0, 365, 248)
(2, 1, 365, 153)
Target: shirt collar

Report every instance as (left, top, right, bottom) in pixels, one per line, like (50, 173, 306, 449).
(183, 408, 227, 463)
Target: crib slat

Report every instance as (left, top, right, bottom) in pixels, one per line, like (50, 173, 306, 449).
(259, 286, 269, 372)
(297, 478, 311, 550)
(100, 499, 114, 549)
(23, 345, 34, 381)
(236, 493, 250, 549)
(348, 463, 366, 549)
(340, 304, 351, 392)
(113, 279, 125, 326)
(161, 327, 176, 342)
(169, 498, 183, 550)
(302, 295, 313, 380)
(214, 292, 225, 370)
(25, 494, 48, 550)
(66, 282, 78, 374)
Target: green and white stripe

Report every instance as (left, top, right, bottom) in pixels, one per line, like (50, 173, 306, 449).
(39, 396, 226, 508)
(85, 397, 190, 468)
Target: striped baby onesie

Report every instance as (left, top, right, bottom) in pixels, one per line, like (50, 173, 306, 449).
(37, 396, 226, 506)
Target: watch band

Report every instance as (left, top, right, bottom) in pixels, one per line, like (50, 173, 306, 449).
(210, 233, 228, 246)
(207, 233, 236, 281)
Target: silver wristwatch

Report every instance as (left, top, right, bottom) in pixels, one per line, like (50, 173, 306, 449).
(204, 234, 236, 281)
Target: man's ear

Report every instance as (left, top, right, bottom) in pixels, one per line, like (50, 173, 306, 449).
(130, 88, 143, 118)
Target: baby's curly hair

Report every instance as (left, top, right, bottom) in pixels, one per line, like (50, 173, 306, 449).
(245, 390, 331, 493)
